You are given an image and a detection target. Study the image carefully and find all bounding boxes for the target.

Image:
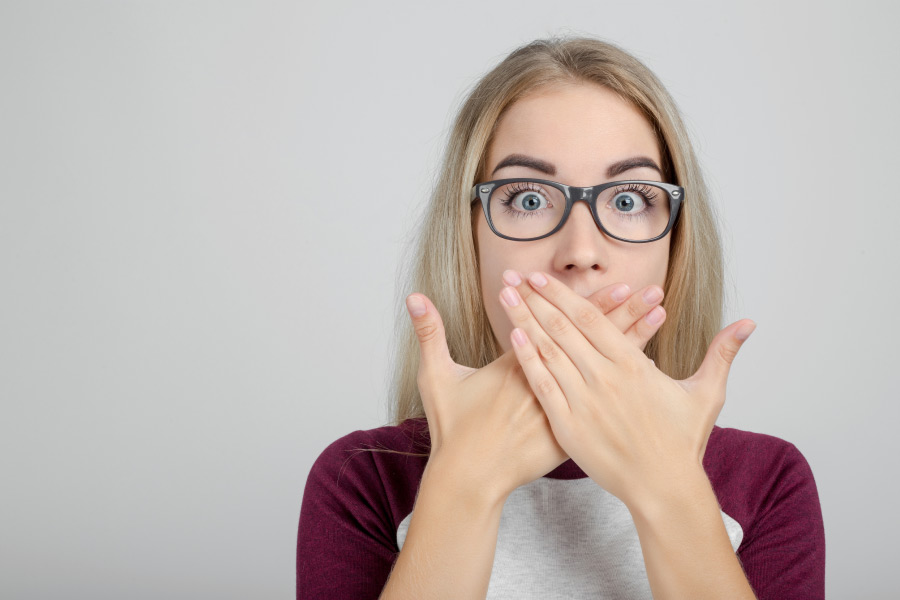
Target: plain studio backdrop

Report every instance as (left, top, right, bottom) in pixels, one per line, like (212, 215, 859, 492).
(1, 1, 898, 598)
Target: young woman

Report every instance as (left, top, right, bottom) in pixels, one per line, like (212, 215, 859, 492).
(297, 36, 825, 599)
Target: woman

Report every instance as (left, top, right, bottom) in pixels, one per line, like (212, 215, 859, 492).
(296, 36, 825, 599)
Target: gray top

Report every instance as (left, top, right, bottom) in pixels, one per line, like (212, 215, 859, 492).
(396, 476, 743, 599)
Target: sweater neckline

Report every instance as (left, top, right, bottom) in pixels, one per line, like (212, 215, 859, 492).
(542, 458, 590, 480)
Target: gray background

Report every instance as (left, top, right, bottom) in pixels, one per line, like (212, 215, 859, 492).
(1, 0, 897, 598)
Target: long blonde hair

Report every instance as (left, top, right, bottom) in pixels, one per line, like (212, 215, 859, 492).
(381, 35, 723, 438)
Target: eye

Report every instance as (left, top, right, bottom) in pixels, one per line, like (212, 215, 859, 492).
(509, 190, 550, 212)
(612, 191, 647, 213)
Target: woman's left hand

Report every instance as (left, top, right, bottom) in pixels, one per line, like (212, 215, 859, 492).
(498, 269, 756, 510)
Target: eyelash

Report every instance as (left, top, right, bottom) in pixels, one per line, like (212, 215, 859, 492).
(611, 184, 660, 219)
(497, 182, 660, 220)
(497, 182, 550, 220)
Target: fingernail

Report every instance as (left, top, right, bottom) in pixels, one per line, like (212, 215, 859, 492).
(735, 321, 756, 341)
(645, 306, 664, 326)
(512, 328, 528, 347)
(643, 286, 663, 304)
(406, 295, 426, 317)
(528, 272, 548, 288)
(611, 284, 630, 302)
(502, 269, 522, 286)
(501, 286, 520, 307)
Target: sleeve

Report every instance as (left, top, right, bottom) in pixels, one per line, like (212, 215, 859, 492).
(296, 432, 400, 599)
(737, 442, 826, 600)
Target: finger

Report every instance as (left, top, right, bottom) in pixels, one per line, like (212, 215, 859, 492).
(686, 319, 757, 398)
(623, 304, 666, 350)
(509, 327, 572, 424)
(405, 293, 454, 378)
(499, 284, 587, 397)
(602, 284, 664, 338)
(517, 270, 631, 364)
(585, 282, 631, 315)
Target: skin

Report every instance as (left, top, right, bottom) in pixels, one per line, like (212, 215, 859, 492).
(476, 82, 671, 353)
(391, 81, 758, 599)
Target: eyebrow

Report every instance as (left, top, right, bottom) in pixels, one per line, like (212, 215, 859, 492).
(491, 153, 662, 179)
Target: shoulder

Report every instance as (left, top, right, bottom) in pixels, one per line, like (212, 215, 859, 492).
(704, 425, 822, 542)
(310, 417, 430, 480)
(304, 418, 431, 524)
(704, 425, 810, 474)
(704, 425, 818, 494)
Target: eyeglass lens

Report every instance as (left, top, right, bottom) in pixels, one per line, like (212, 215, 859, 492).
(487, 181, 672, 241)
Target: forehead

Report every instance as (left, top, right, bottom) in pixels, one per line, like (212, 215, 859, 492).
(486, 82, 661, 182)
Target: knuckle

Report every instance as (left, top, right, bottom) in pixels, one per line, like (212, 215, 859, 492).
(414, 321, 439, 343)
(591, 295, 612, 315)
(625, 300, 644, 320)
(521, 347, 542, 366)
(574, 306, 599, 328)
(717, 343, 739, 364)
(536, 339, 559, 362)
(536, 377, 556, 397)
(511, 310, 531, 326)
(546, 313, 570, 335)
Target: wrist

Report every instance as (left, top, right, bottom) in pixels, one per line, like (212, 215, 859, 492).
(422, 452, 511, 513)
(623, 463, 757, 600)
(625, 463, 715, 526)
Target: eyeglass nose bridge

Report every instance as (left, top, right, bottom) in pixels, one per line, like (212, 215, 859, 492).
(559, 186, 606, 232)
(575, 186, 593, 202)
(565, 186, 599, 216)
(563, 186, 601, 229)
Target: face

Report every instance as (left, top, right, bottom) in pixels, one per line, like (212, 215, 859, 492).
(475, 82, 672, 353)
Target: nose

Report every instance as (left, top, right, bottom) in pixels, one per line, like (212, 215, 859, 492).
(551, 199, 609, 272)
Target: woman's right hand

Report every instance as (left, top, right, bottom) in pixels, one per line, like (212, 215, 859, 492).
(405, 282, 666, 501)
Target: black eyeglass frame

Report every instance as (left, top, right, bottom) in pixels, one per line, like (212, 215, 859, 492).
(470, 178, 684, 243)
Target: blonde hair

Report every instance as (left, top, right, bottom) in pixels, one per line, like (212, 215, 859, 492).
(378, 35, 723, 447)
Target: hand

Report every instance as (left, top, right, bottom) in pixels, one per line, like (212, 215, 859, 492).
(405, 282, 667, 499)
(532, 276, 668, 353)
(497, 270, 756, 509)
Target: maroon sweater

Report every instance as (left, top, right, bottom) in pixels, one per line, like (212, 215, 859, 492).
(297, 418, 825, 598)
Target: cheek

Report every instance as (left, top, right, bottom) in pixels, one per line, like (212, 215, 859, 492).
(612, 242, 670, 289)
(653, 243, 670, 284)
(475, 217, 504, 305)
(658, 239, 672, 283)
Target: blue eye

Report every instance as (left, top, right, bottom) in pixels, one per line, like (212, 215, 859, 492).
(608, 184, 659, 218)
(613, 191, 645, 213)
(497, 183, 554, 219)
(512, 191, 548, 212)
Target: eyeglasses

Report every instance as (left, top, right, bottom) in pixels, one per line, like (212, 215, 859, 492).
(470, 178, 684, 243)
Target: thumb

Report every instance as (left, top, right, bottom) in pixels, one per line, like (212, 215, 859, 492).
(406, 293, 454, 375)
(687, 319, 757, 394)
